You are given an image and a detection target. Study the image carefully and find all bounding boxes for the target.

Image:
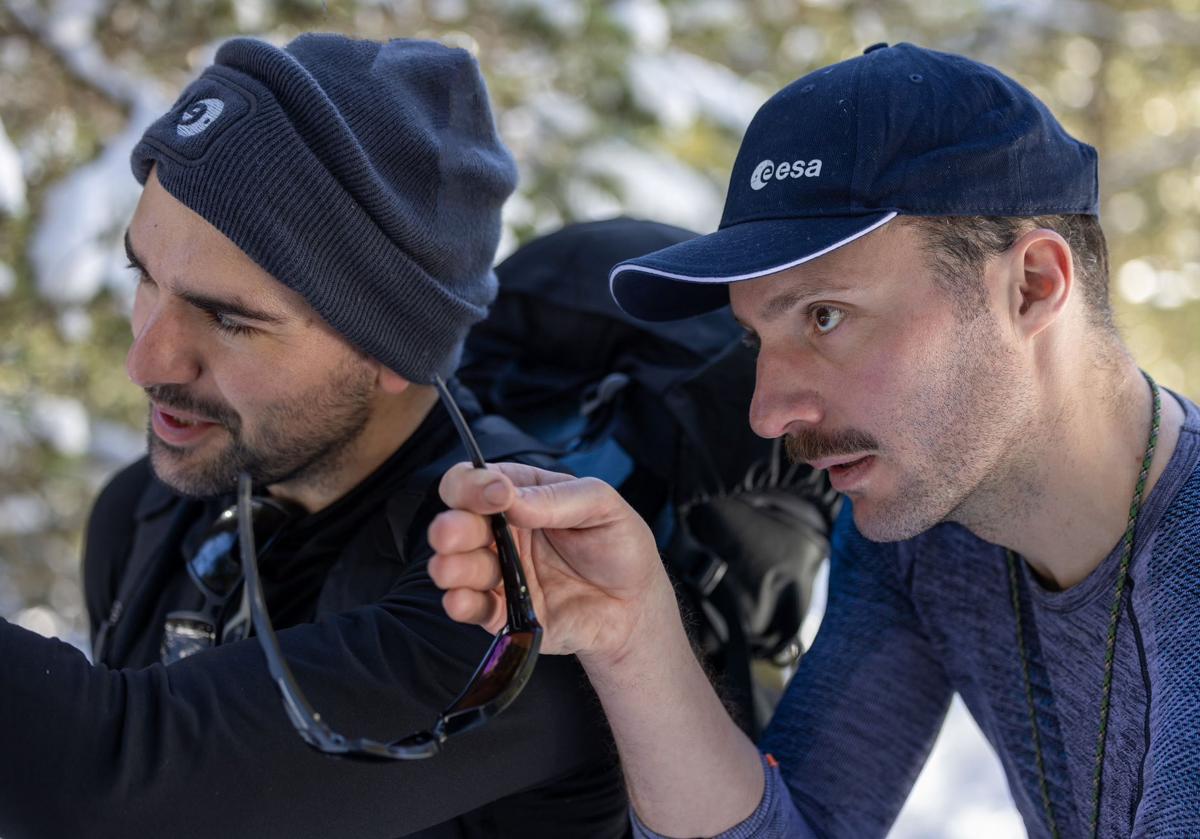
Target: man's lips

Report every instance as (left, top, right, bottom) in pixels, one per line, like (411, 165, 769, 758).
(152, 403, 217, 425)
(150, 404, 220, 446)
(807, 453, 874, 471)
(809, 453, 877, 493)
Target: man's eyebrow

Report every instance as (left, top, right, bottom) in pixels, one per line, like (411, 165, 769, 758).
(179, 290, 289, 325)
(739, 281, 855, 328)
(123, 228, 288, 325)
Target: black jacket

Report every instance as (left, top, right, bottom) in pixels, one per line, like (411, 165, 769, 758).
(0, 396, 628, 838)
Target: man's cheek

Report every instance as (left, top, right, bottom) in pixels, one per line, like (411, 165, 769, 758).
(854, 354, 900, 408)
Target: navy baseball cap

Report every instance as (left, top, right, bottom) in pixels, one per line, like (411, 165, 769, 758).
(610, 42, 1099, 321)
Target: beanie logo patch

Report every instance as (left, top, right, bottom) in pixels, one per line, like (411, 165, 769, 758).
(176, 98, 226, 138)
(135, 74, 254, 168)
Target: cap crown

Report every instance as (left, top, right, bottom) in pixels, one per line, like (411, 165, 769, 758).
(721, 43, 1098, 229)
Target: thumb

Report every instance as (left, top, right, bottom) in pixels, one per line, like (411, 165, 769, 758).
(502, 476, 630, 533)
(438, 460, 576, 515)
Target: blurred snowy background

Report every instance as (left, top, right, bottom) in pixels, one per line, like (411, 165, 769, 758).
(2, 0, 1199, 835)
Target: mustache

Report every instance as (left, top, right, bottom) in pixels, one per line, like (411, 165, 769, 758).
(785, 426, 879, 465)
(145, 384, 239, 430)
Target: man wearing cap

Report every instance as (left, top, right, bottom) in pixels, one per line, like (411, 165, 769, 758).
(430, 43, 1200, 837)
(0, 34, 628, 838)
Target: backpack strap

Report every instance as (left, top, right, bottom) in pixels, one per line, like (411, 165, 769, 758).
(92, 497, 198, 665)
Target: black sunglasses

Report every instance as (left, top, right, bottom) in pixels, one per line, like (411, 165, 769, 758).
(161, 495, 298, 665)
(174, 375, 541, 759)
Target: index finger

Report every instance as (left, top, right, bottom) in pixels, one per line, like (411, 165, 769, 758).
(437, 460, 574, 515)
(427, 507, 494, 555)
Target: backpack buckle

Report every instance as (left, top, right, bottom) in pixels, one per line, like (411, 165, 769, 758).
(580, 372, 629, 416)
(688, 552, 728, 597)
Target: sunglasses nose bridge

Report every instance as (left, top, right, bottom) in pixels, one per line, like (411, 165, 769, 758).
(188, 498, 298, 600)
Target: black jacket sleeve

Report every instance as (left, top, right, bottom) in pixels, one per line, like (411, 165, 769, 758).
(1, 489, 619, 838)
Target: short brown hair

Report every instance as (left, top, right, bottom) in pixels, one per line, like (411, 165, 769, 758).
(902, 215, 1113, 333)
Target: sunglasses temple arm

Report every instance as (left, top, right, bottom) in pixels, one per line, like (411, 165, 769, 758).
(433, 375, 487, 468)
(237, 474, 338, 743)
(434, 376, 541, 632)
(490, 514, 540, 630)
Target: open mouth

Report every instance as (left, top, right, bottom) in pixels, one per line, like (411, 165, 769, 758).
(826, 454, 875, 490)
(162, 412, 201, 427)
(151, 405, 220, 446)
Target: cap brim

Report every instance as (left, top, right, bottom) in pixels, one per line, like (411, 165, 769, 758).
(609, 212, 898, 321)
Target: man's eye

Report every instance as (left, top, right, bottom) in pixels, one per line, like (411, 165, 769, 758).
(205, 310, 255, 337)
(810, 305, 845, 335)
(127, 262, 152, 285)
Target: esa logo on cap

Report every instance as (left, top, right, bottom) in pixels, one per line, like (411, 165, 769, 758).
(176, 98, 226, 138)
(750, 158, 823, 190)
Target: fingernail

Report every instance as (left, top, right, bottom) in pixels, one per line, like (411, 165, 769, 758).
(483, 480, 508, 505)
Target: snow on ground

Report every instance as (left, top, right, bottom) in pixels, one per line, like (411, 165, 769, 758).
(29, 393, 91, 457)
(576, 138, 724, 232)
(626, 49, 768, 132)
(611, 0, 673, 52)
(29, 110, 160, 306)
(11, 0, 171, 306)
(0, 115, 27, 217)
(892, 696, 1025, 838)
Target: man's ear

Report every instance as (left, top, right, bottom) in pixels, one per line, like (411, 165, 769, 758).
(376, 363, 411, 395)
(1003, 228, 1075, 340)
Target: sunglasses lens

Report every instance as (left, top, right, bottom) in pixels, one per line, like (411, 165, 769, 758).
(189, 498, 297, 600)
(439, 629, 541, 737)
(189, 516, 242, 598)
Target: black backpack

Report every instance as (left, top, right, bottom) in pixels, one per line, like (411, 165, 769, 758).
(460, 218, 840, 737)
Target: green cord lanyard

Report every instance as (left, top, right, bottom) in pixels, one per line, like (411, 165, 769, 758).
(1006, 372, 1161, 839)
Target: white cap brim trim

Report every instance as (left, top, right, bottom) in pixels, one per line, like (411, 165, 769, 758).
(610, 211, 899, 287)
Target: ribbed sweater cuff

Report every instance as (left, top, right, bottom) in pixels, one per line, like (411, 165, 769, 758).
(629, 753, 816, 838)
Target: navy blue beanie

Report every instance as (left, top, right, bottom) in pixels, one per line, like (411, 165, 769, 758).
(130, 34, 518, 384)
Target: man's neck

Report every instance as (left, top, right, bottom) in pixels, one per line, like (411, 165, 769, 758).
(962, 358, 1184, 591)
(269, 384, 441, 514)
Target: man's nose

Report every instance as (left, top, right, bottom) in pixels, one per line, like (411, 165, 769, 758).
(126, 305, 202, 389)
(748, 351, 824, 439)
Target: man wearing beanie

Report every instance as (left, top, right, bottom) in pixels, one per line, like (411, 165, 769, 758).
(0, 34, 628, 838)
(431, 43, 1200, 837)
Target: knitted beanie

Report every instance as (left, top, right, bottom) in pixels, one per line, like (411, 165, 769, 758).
(130, 34, 518, 384)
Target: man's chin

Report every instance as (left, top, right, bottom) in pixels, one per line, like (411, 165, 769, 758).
(147, 436, 237, 498)
(849, 496, 943, 543)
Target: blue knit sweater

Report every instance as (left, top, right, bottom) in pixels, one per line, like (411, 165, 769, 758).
(635, 392, 1200, 838)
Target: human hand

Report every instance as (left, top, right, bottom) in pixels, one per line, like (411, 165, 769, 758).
(427, 462, 673, 667)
